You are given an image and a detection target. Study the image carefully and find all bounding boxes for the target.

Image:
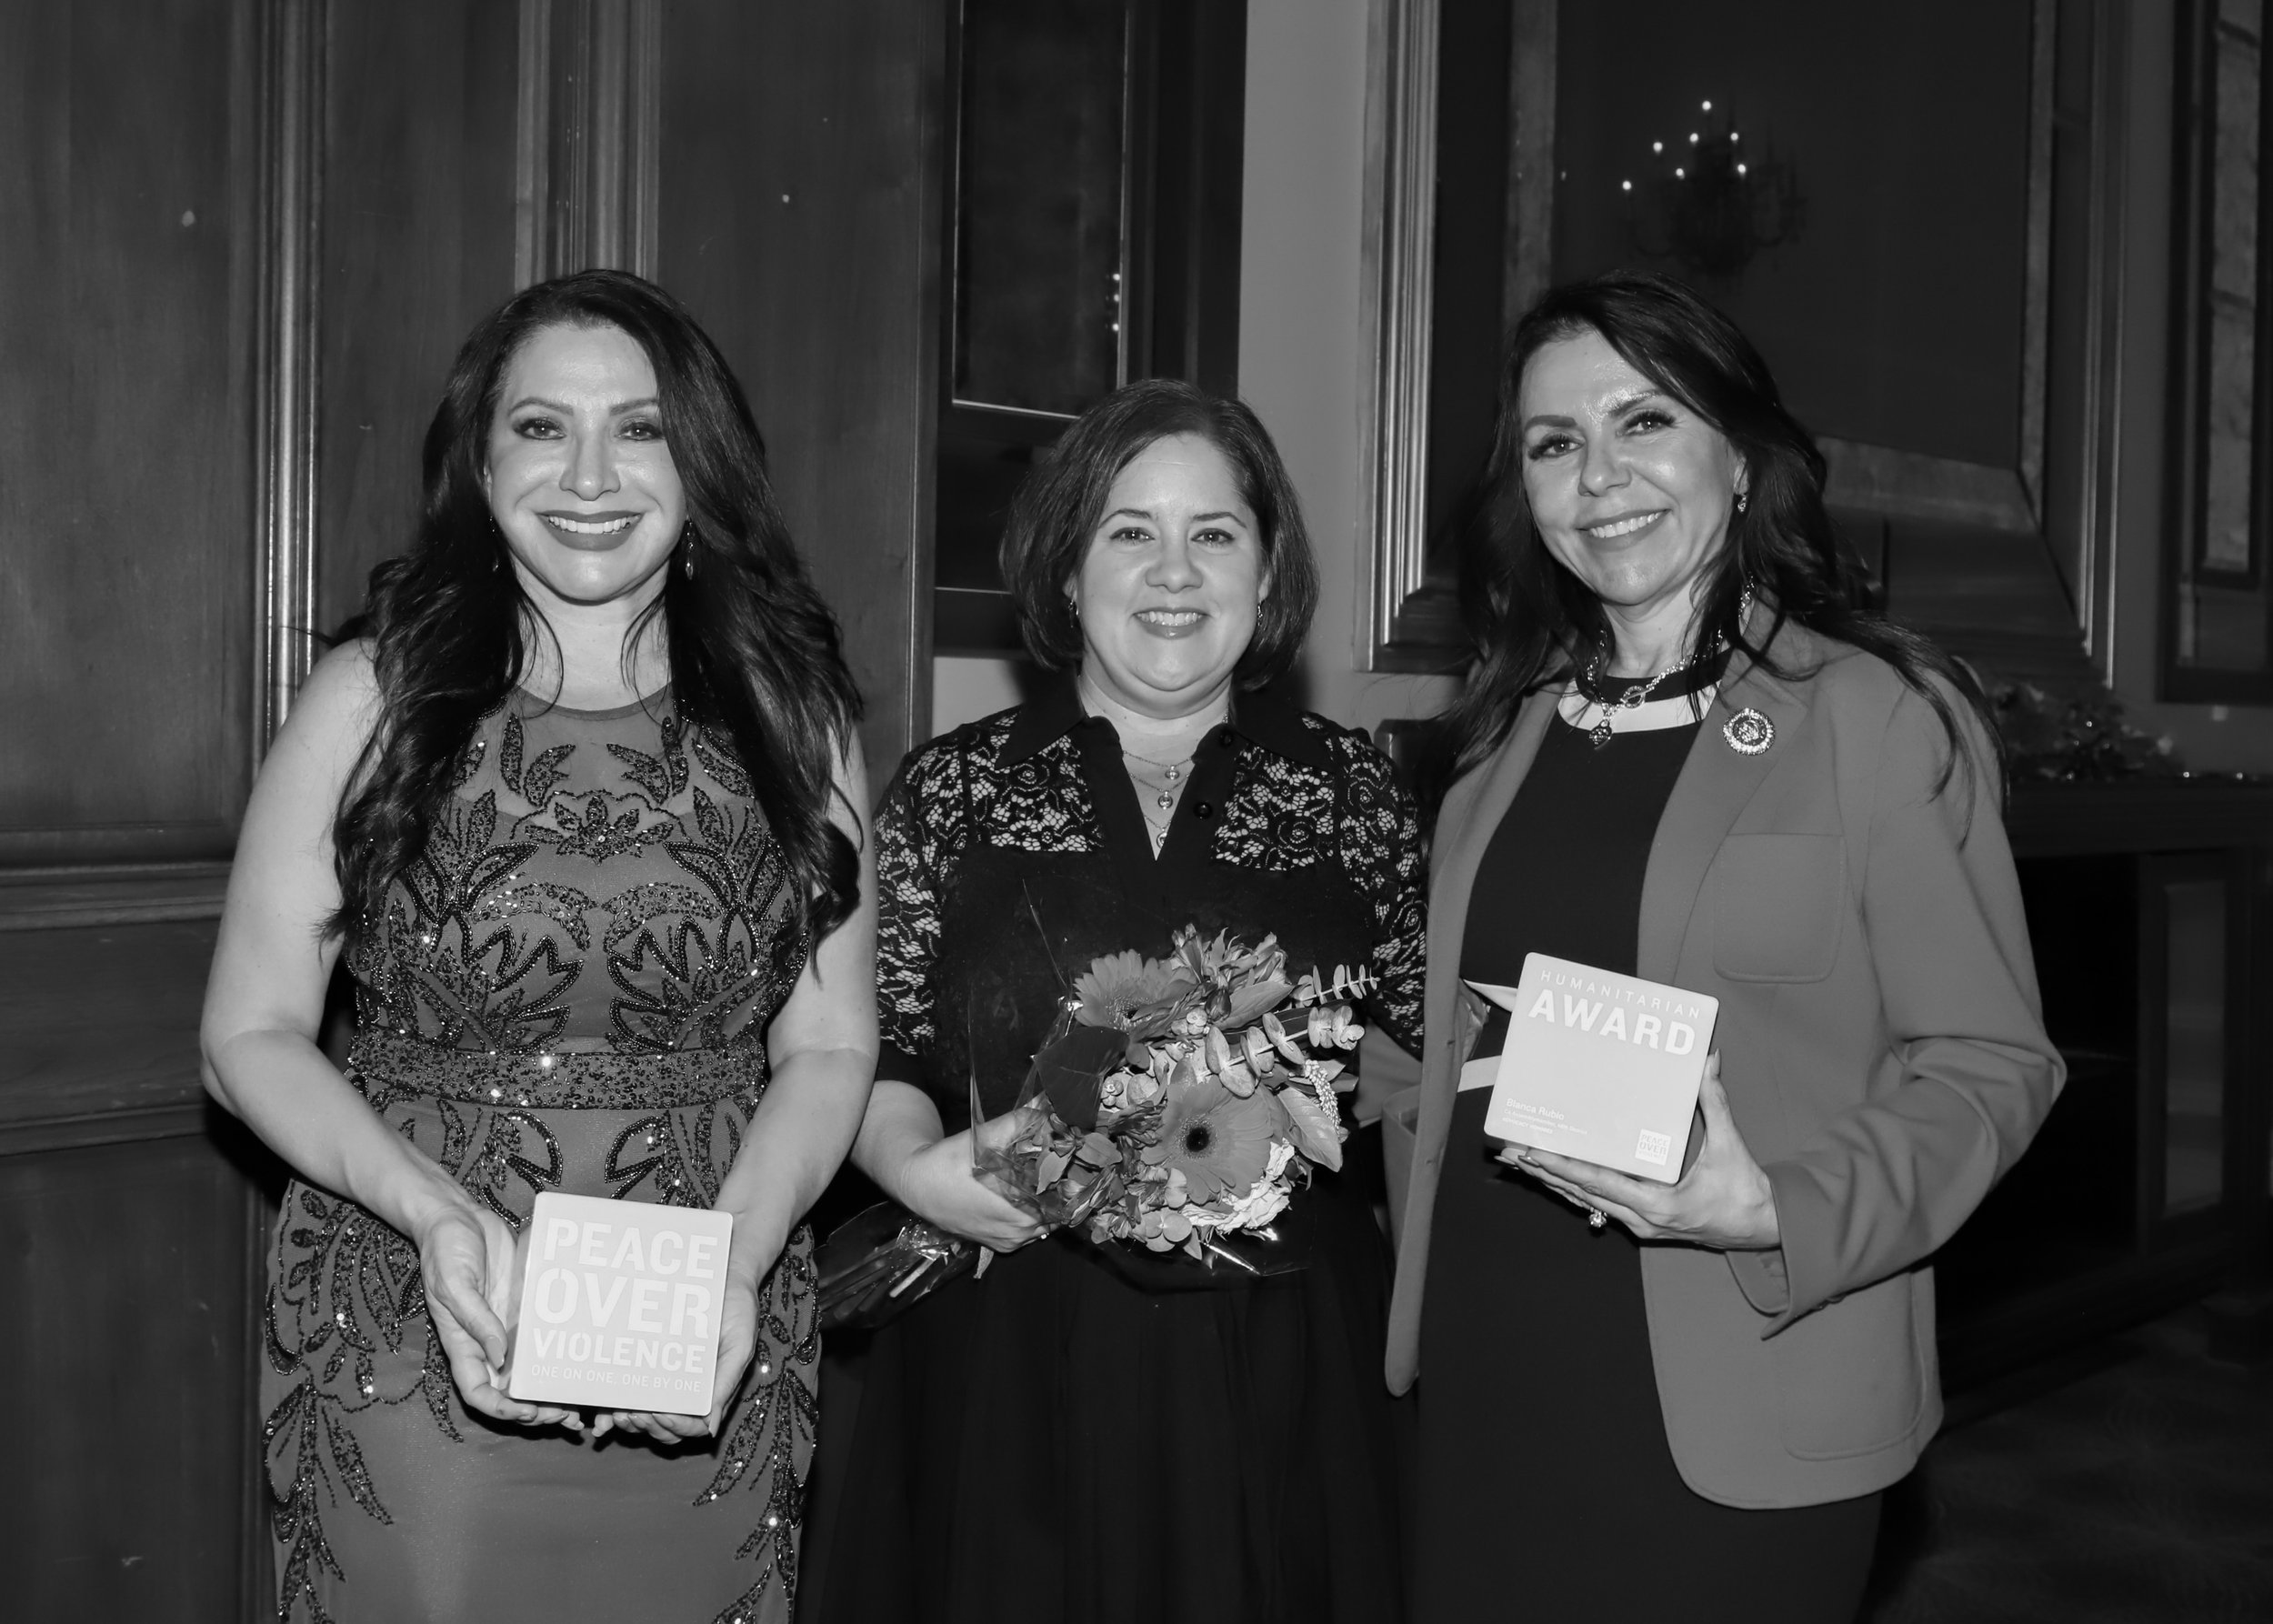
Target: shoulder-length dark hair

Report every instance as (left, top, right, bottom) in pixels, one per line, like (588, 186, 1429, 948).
(332, 268, 861, 946)
(1420, 268, 1994, 816)
(1000, 378, 1319, 687)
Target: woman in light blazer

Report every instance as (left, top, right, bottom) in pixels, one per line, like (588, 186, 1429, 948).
(1392, 272, 2064, 1624)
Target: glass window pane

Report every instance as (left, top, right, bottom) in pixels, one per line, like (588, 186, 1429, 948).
(2204, 4, 2260, 577)
(953, 0, 1127, 416)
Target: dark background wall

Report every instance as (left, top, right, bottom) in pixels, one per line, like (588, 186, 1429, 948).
(1550, 0, 2034, 469)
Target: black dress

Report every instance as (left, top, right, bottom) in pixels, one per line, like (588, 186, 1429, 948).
(1412, 660, 1881, 1624)
(806, 683, 1424, 1624)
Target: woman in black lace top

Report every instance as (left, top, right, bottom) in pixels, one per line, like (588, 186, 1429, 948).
(805, 381, 1423, 1624)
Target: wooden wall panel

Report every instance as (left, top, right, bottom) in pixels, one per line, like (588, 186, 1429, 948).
(0, 0, 258, 863)
(0, 1, 281, 1613)
(0, 1133, 261, 1620)
(0, 909, 219, 1137)
(0, 898, 268, 1618)
(315, 0, 520, 637)
(657, 1, 945, 777)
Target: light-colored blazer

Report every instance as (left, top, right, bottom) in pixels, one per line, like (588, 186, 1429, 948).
(1387, 619, 2066, 1509)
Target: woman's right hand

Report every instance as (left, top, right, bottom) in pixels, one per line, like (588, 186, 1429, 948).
(890, 1126, 1047, 1251)
(414, 1199, 582, 1431)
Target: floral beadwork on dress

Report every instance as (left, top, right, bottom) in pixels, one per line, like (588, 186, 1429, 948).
(696, 1238, 822, 1622)
(265, 690, 819, 1624)
(346, 695, 810, 1058)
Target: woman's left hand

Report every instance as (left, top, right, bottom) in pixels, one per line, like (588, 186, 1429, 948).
(589, 1240, 773, 1446)
(1500, 1054, 1780, 1250)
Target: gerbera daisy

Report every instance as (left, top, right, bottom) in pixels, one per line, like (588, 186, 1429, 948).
(1140, 1069, 1289, 1206)
(1072, 949, 1195, 1034)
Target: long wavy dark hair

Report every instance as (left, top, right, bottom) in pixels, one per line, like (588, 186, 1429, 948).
(331, 269, 861, 946)
(1417, 269, 1994, 818)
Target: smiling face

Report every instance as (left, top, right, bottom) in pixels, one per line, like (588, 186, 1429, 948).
(1071, 433, 1268, 720)
(485, 321, 686, 614)
(1517, 326, 1746, 641)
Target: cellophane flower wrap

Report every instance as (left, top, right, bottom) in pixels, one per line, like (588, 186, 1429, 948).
(971, 926, 1373, 1275)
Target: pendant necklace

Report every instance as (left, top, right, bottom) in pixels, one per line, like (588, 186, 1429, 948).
(1079, 671, 1229, 853)
(1580, 586, 1755, 748)
(1123, 743, 1200, 852)
(1578, 657, 1690, 748)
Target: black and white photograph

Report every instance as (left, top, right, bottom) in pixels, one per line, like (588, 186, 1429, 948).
(3, 3, 2270, 1621)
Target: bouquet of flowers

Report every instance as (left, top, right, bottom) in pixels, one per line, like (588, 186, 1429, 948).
(972, 925, 1373, 1274)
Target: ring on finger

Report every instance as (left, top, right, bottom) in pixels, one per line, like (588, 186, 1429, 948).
(1587, 1207, 1607, 1230)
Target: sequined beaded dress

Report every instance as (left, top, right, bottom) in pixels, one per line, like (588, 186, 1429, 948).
(262, 688, 817, 1624)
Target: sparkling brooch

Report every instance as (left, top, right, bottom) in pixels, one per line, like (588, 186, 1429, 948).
(1722, 707, 1775, 756)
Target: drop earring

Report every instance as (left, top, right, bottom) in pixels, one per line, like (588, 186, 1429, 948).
(1735, 490, 1749, 515)
(681, 522, 696, 580)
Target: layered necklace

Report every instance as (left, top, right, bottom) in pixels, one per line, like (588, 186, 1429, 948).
(1081, 676, 1227, 855)
(1121, 742, 1204, 853)
(1577, 586, 1753, 748)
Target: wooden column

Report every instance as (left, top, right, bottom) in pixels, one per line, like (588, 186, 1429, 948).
(314, 0, 521, 637)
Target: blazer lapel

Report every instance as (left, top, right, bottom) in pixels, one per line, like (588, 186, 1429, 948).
(1424, 690, 1557, 1040)
(1388, 688, 1561, 1389)
(1637, 642, 1811, 985)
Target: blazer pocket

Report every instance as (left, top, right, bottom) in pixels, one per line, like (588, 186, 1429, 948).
(1769, 1279, 1928, 1459)
(1710, 833, 1845, 984)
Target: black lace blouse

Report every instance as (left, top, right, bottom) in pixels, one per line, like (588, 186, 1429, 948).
(871, 681, 1427, 1122)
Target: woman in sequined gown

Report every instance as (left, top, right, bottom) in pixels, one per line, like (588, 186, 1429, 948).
(202, 271, 877, 1624)
(805, 383, 1424, 1624)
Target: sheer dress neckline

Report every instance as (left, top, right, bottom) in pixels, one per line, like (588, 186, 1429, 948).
(508, 682, 675, 721)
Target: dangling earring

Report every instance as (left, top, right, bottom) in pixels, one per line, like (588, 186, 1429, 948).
(681, 521, 696, 580)
(1735, 490, 1749, 516)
